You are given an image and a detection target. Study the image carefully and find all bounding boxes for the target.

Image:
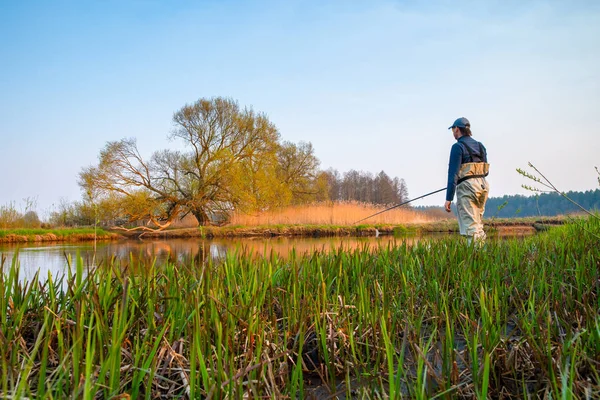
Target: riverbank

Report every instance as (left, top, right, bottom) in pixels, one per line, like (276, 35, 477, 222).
(122, 216, 565, 239)
(115, 222, 452, 239)
(0, 216, 566, 242)
(0, 228, 120, 243)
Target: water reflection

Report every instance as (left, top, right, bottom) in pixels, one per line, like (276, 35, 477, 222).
(0, 235, 435, 282)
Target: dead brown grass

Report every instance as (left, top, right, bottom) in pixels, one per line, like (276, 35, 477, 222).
(229, 201, 443, 226)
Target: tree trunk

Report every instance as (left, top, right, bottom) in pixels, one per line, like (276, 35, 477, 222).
(192, 208, 210, 226)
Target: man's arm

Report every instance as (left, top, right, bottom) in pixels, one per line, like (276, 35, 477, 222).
(445, 143, 462, 212)
(445, 200, 452, 213)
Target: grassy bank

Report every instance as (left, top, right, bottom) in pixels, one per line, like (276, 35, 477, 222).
(127, 224, 404, 239)
(1, 218, 598, 398)
(121, 222, 457, 240)
(125, 217, 562, 239)
(0, 228, 120, 243)
(0, 216, 565, 243)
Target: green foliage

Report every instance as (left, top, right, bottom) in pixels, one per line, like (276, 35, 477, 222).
(354, 224, 370, 230)
(0, 227, 108, 238)
(392, 225, 418, 235)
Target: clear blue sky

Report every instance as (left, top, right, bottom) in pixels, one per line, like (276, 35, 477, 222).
(1, 0, 599, 216)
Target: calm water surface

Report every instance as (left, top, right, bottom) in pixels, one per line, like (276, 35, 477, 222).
(0, 235, 441, 282)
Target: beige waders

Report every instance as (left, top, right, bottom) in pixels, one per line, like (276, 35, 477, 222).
(456, 162, 490, 243)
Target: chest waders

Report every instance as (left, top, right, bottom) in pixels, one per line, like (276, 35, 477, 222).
(456, 141, 490, 243)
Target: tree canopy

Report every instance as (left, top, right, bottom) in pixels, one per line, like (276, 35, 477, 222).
(80, 97, 323, 230)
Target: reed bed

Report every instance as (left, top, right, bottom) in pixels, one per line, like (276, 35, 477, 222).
(1, 218, 599, 398)
(229, 201, 440, 226)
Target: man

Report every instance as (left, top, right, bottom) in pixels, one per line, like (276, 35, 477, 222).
(444, 117, 490, 243)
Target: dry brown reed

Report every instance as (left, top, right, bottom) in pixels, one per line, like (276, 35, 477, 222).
(229, 201, 442, 226)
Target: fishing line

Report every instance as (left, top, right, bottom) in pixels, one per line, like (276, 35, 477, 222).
(353, 187, 446, 224)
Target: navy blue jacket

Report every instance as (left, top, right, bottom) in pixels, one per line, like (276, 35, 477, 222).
(446, 136, 488, 201)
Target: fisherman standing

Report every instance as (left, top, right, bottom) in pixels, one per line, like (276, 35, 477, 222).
(444, 117, 490, 243)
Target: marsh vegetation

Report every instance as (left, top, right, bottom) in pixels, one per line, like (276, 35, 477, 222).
(0, 217, 598, 398)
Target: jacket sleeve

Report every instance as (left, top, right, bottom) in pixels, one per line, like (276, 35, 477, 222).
(446, 143, 462, 201)
(481, 143, 488, 163)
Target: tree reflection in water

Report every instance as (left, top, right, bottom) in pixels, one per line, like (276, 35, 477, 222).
(1, 235, 445, 283)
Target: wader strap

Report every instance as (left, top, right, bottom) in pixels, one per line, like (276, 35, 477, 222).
(457, 140, 489, 185)
(460, 141, 485, 162)
(457, 173, 488, 185)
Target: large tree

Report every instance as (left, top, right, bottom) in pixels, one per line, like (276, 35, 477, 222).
(80, 97, 322, 230)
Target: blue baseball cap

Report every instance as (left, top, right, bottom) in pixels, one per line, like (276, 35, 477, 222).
(448, 117, 470, 129)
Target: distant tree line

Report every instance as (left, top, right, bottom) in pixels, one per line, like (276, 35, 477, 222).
(484, 189, 600, 218)
(321, 169, 409, 205)
(0, 198, 43, 229)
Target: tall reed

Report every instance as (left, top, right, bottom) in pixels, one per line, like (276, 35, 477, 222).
(229, 201, 440, 226)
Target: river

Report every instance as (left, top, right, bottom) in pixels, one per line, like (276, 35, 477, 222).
(0, 235, 445, 283)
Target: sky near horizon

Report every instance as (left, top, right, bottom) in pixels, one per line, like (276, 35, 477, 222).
(1, 0, 599, 216)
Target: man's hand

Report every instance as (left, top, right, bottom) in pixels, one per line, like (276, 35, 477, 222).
(444, 201, 452, 213)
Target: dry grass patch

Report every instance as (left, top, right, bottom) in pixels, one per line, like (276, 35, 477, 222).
(230, 201, 443, 226)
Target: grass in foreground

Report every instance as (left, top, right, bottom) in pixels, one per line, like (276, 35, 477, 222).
(0, 218, 599, 398)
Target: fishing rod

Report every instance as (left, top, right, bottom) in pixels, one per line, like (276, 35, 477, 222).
(354, 187, 446, 224)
